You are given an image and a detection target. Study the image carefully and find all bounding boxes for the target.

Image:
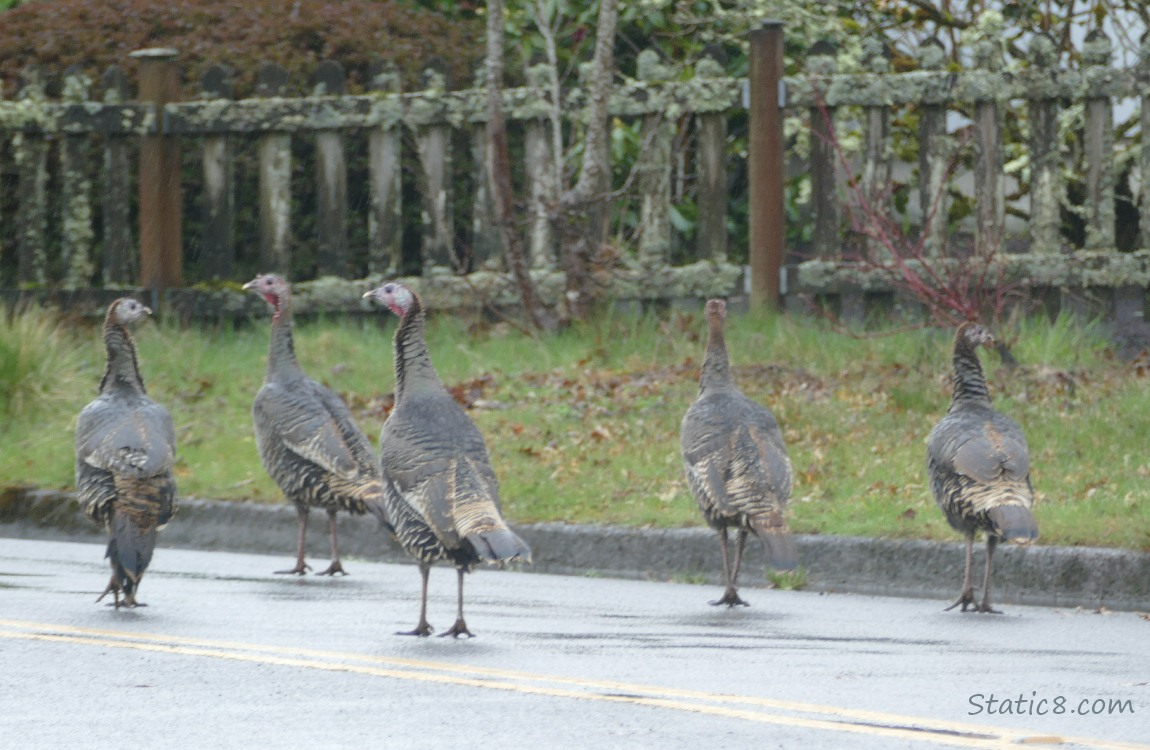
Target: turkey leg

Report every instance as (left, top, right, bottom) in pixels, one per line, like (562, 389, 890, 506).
(276, 505, 312, 575)
(398, 563, 434, 636)
(711, 528, 750, 607)
(976, 535, 1002, 614)
(440, 568, 475, 638)
(315, 508, 348, 576)
(945, 531, 976, 611)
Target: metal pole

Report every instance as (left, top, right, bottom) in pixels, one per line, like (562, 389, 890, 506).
(747, 21, 785, 310)
(132, 48, 183, 290)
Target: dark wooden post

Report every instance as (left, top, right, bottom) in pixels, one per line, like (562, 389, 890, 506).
(1026, 34, 1063, 254)
(916, 38, 948, 257)
(636, 50, 673, 267)
(313, 60, 349, 277)
(1082, 29, 1116, 251)
(256, 63, 292, 274)
(16, 66, 48, 287)
(367, 58, 402, 276)
(200, 64, 235, 281)
(60, 65, 95, 288)
(695, 49, 728, 264)
(101, 65, 135, 285)
(132, 47, 183, 291)
(806, 41, 838, 259)
(0, 75, 5, 287)
(747, 20, 785, 310)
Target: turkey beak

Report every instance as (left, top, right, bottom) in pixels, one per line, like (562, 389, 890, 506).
(362, 289, 377, 303)
(142, 306, 153, 317)
(242, 280, 257, 291)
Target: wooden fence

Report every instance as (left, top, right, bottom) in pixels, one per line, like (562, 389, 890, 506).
(0, 17, 1148, 321)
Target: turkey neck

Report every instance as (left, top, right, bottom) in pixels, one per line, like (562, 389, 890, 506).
(950, 337, 991, 408)
(100, 317, 146, 394)
(392, 295, 442, 403)
(699, 315, 735, 394)
(265, 296, 303, 382)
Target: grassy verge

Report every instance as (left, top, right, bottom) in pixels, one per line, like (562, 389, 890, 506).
(2, 305, 1147, 550)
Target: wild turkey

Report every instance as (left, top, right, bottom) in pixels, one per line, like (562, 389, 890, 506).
(75, 298, 176, 608)
(364, 281, 531, 638)
(681, 299, 797, 607)
(244, 273, 389, 575)
(927, 322, 1038, 613)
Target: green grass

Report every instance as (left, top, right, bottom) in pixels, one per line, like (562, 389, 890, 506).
(2, 305, 1147, 551)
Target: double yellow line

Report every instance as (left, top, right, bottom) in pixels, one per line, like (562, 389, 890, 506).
(0, 618, 1141, 749)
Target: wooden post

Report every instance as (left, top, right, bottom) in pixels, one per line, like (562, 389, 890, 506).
(861, 40, 891, 260)
(256, 63, 292, 274)
(1082, 29, 1116, 251)
(313, 60, 349, 277)
(367, 58, 402, 276)
(1026, 34, 1063, 254)
(636, 50, 673, 267)
(200, 64, 235, 281)
(524, 61, 557, 270)
(694, 50, 728, 264)
(748, 20, 785, 310)
(414, 62, 455, 272)
(807, 41, 838, 259)
(101, 65, 135, 285)
(16, 66, 48, 287)
(0, 75, 5, 287)
(971, 32, 1004, 258)
(60, 65, 95, 288)
(916, 38, 948, 257)
(132, 47, 183, 290)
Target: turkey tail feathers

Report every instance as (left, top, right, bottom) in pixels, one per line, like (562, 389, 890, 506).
(108, 513, 157, 596)
(467, 528, 532, 566)
(758, 528, 799, 572)
(988, 505, 1039, 544)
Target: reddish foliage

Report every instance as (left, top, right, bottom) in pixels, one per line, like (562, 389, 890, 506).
(807, 87, 1021, 330)
(0, 0, 482, 97)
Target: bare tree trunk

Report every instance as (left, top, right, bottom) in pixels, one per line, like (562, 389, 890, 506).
(557, 0, 618, 323)
(485, 0, 550, 329)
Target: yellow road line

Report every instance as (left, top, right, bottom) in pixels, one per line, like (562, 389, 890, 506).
(0, 620, 1143, 750)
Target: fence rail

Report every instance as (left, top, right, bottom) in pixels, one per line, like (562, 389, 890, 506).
(1, 19, 1148, 322)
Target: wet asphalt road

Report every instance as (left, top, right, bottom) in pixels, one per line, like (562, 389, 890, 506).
(1, 538, 1147, 750)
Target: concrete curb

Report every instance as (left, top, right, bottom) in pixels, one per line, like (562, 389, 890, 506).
(2, 489, 1147, 611)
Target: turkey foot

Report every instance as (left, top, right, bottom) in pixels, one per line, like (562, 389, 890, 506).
(945, 589, 1001, 613)
(974, 597, 1001, 614)
(96, 579, 122, 607)
(438, 618, 474, 638)
(275, 562, 311, 575)
(710, 588, 750, 607)
(315, 561, 348, 576)
(398, 621, 434, 637)
(944, 588, 974, 611)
